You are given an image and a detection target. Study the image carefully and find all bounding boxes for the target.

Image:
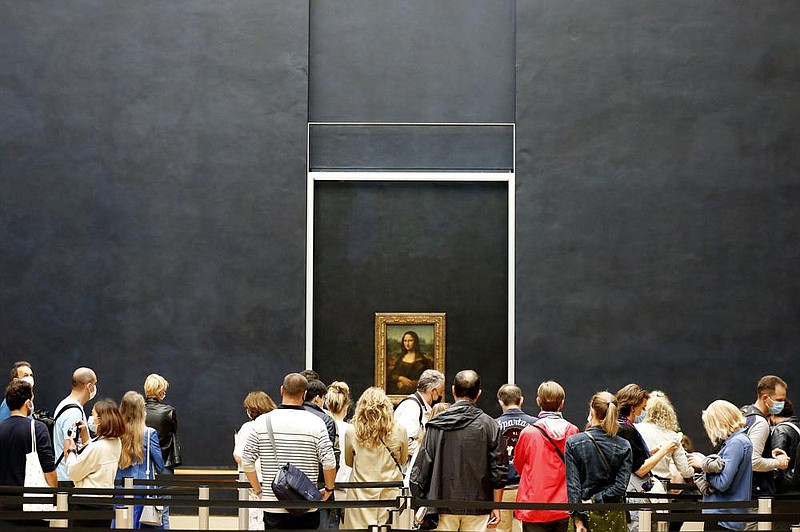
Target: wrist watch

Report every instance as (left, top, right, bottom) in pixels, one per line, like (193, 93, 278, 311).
(323, 486, 334, 492)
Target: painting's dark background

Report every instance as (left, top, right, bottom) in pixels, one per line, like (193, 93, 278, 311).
(2, 0, 798, 463)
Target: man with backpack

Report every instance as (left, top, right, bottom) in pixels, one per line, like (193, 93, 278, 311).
(53, 367, 98, 482)
(741, 374, 790, 496)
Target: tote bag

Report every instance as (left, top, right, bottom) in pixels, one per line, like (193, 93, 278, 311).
(139, 429, 164, 527)
(24, 419, 55, 512)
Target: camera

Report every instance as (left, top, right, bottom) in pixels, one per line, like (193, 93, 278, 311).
(66, 425, 78, 440)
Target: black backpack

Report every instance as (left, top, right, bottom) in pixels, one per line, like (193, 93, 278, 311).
(742, 405, 776, 495)
(34, 403, 84, 443)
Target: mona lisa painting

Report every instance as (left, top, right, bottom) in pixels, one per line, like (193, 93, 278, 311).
(375, 312, 446, 402)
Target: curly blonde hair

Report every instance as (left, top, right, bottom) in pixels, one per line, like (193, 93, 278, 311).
(643, 390, 680, 432)
(353, 387, 394, 448)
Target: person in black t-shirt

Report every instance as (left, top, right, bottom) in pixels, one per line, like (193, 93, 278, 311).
(0, 380, 57, 526)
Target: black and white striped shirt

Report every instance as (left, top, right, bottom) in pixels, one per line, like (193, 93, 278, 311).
(241, 405, 336, 513)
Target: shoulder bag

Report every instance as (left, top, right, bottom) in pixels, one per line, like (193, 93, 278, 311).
(24, 419, 56, 513)
(140, 428, 164, 526)
(266, 414, 323, 516)
(580, 431, 628, 532)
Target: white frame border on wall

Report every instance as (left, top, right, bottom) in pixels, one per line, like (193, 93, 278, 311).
(305, 122, 516, 383)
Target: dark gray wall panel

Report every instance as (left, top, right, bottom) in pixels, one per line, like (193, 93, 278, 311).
(312, 182, 509, 414)
(515, 1, 800, 451)
(309, 0, 515, 122)
(309, 124, 514, 171)
(0, 0, 309, 465)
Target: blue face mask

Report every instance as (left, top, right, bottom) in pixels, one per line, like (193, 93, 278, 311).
(768, 400, 785, 415)
(635, 410, 646, 424)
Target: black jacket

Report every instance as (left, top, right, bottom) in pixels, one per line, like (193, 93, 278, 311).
(303, 401, 340, 467)
(145, 397, 182, 468)
(772, 416, 800, 493)
(409, 400, 507, 514)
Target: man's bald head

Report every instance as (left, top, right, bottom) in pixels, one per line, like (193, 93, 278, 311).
(282, 373, 308, 397)
(72, 367, 97, 389)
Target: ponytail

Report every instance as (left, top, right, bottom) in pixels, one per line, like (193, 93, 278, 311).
(590, 391, 619, 437)
(602, 401, 619, 436)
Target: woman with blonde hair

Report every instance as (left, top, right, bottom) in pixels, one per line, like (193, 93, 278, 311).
(635, 391, 694, 531)
(687, 400, 752, 531)
(343, 387, 408, 529)
(326, 381, 353, 520)
(565, 391, 632, 532)
(144, 373, 181, 528)
(234, 391, 277, 530)
(118, 391, 164, 528)
(636, 392, 694, 481)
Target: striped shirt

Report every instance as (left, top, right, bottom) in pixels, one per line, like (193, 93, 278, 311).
(241, 405, 336, 513)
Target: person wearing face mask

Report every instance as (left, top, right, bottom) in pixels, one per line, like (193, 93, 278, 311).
(0, 380, 57, 527)
(394, 368, 446, 469)
(52, 367, 98, 482)
(741, 374, 791, 497)
(234, 391, 277, 531)
(615, 384, 678, 531)
(0, 360, 36, 421)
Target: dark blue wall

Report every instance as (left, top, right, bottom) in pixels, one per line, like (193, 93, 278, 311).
(1, 0, 310, 464)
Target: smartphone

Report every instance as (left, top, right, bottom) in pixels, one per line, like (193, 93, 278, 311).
(486, 515, 499, 527)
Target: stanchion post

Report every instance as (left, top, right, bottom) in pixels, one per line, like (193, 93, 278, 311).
(116, 507, 131, 529)
(394, 487, 413, 530)
(757, 497, 772, 531)
(124, 476, 135, 529)
(238, 472, 249, 530)
(198, 485, 210, 530)
(51, 491, 69, 528)
(639, 508, 652, 532)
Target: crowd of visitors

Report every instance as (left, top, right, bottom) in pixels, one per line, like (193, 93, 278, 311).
(0, 365, 179, 529)
(0, 361, 797, 531)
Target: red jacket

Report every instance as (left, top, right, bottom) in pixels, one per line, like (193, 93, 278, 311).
(514, 413, 580, 523)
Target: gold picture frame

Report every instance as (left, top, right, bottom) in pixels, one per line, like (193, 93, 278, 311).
(375, 312, 446, 403)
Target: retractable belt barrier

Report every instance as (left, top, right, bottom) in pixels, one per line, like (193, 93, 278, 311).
(0, 481, 798, 531)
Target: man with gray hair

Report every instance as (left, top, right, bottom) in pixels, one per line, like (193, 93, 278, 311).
(394, 368, 445, 465)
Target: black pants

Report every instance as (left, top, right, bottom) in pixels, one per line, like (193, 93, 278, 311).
(263, 510, 321, 530)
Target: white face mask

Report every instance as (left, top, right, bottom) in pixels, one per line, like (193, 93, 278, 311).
(20, 376, 34, 387)
(87, 415, 97, 433)
(27, 399, 35, 415)
(89, 383, 97, 401)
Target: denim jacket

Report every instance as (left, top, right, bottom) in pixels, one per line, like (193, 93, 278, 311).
(565, 427, 632, 520)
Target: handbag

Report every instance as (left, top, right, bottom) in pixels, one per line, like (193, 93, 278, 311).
(139, 428, 164, 527)
(24, 419, 55, 512)
(265, 415, 323, 516)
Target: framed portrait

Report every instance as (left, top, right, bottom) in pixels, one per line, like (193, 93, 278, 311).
(375, 312, 446, 403)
